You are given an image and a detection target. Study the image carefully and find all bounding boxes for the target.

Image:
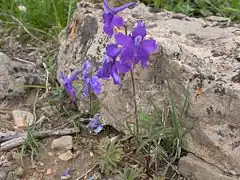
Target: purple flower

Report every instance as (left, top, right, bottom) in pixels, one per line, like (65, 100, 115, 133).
(63, 169, 70, 176)
(88, 176, 94, 180)
(60, 70, 80, 101)
(87, 113, 103, 134)
(60, 169, 71, 180)
(83, 60, 102, 97)
(103, 0, 137, 37)
(114, 21, 157, 68)
(97, 44, 121, 85)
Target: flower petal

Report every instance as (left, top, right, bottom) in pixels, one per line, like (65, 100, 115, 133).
(83, 60, 92, 71)
(106, 44, 120, 58)
(87, 118, 100, 129)
(83, 60, 93, 81)
(90, 76, 101, 95)
(64, 82, 75, 100)
(69, 70, 81, 81)
(103, 0, 111, 12)
(132, 21, 146, 38)
(136, 49, 149, 68)
(111, 2, 137, 14)
(60, 72, 65, 81)
(83, 84, 89, 97)
(93, 125, 103, 134)
(114, 33, 132, 46)
(142, 39, 157, 54)
(103, 13, 114, 37)
(111, 65, 120, 85)
(112, 15, 124, 27)
(103, 23, 114, 37)
(120, 46, 134, 63)
(115, 61, 131, 73)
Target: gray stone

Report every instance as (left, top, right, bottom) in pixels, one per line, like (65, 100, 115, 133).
(179, 154, 239, 180)
(57, 2, 240, 179)
(0, 52, 44, 101)
(0, 169, 7, 180)
(206, 16, 230, 22)
(58, 150, 73, 161)
(6, 172, 14, 180)
(12, 110, 34, 128)
(0, 166, 16, 180)
(14, 167, 24, 177)
(51, 136, 73, 151)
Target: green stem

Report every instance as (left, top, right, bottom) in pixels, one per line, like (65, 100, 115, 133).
(67, 0, 73, 25)
(52, 0, 62, 30)
(130, 69, 139, 142)
(89, 91, 92, 116)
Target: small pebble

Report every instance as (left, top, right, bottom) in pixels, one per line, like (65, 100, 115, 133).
(0, 170, 7, 180)
(51, 136, 73, 151)
(12, 110, 34, 128)
(46, 168, 53, 176)
(6, 171, 14, 180)
(15, 167, 24, 177)
(58, 150, 73, 161)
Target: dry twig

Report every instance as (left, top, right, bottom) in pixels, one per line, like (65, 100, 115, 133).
(0, 128, 80, 151)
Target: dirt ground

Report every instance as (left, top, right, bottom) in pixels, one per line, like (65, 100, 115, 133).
(0, 27, 102, 180)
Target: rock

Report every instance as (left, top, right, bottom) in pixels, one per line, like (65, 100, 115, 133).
(61, 175, 71, 180)
(206, 16, 230, 22)
(0, 169, 7, 180)
(12, 152, 21, 161)
(41, 105, 55, 116)
(2, 161, 12, 167)
(14, 167, 24, 177)
(179, 154, 238, 180)
(6, 172, 14, 180)
(58, 150, 73, 161)
(0, 166, 16, 180)
(46, 168, 53, 176)
(12, 110, 34, 128)
(0, 52, 44, 101)
(235, 52, 240, 62)
(51, 136, 73, 151)
(57, 1, 240, 179)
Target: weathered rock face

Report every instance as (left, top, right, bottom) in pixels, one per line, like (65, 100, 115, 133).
(179, 154, 239, 180)
(0, 52, 43, 101)
(57, 2, 240, 179)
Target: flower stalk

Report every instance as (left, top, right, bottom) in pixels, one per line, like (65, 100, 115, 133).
(130, 68, 139, 141)
(124, 25, 139, 141)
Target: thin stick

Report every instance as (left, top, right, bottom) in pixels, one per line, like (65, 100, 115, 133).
(13, 57, 36, 67)
(0, 110, 11, 114)
(39, 62, 49, 100)
(0, 128, 80, 151)
(32, 90, 39, 129)
(76, 164, 97, 180)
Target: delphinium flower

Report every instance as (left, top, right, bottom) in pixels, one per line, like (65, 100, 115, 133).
(97, 44, 122, 85)
(61, 169, 71, 179)
(88, 176, 94, 180)
(83, 60, 102, 97)
(59, 70, 80, 101)
(86, 113, 103, 134)
(114, 20, 157, 69)
(103, 0, 137, 37)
